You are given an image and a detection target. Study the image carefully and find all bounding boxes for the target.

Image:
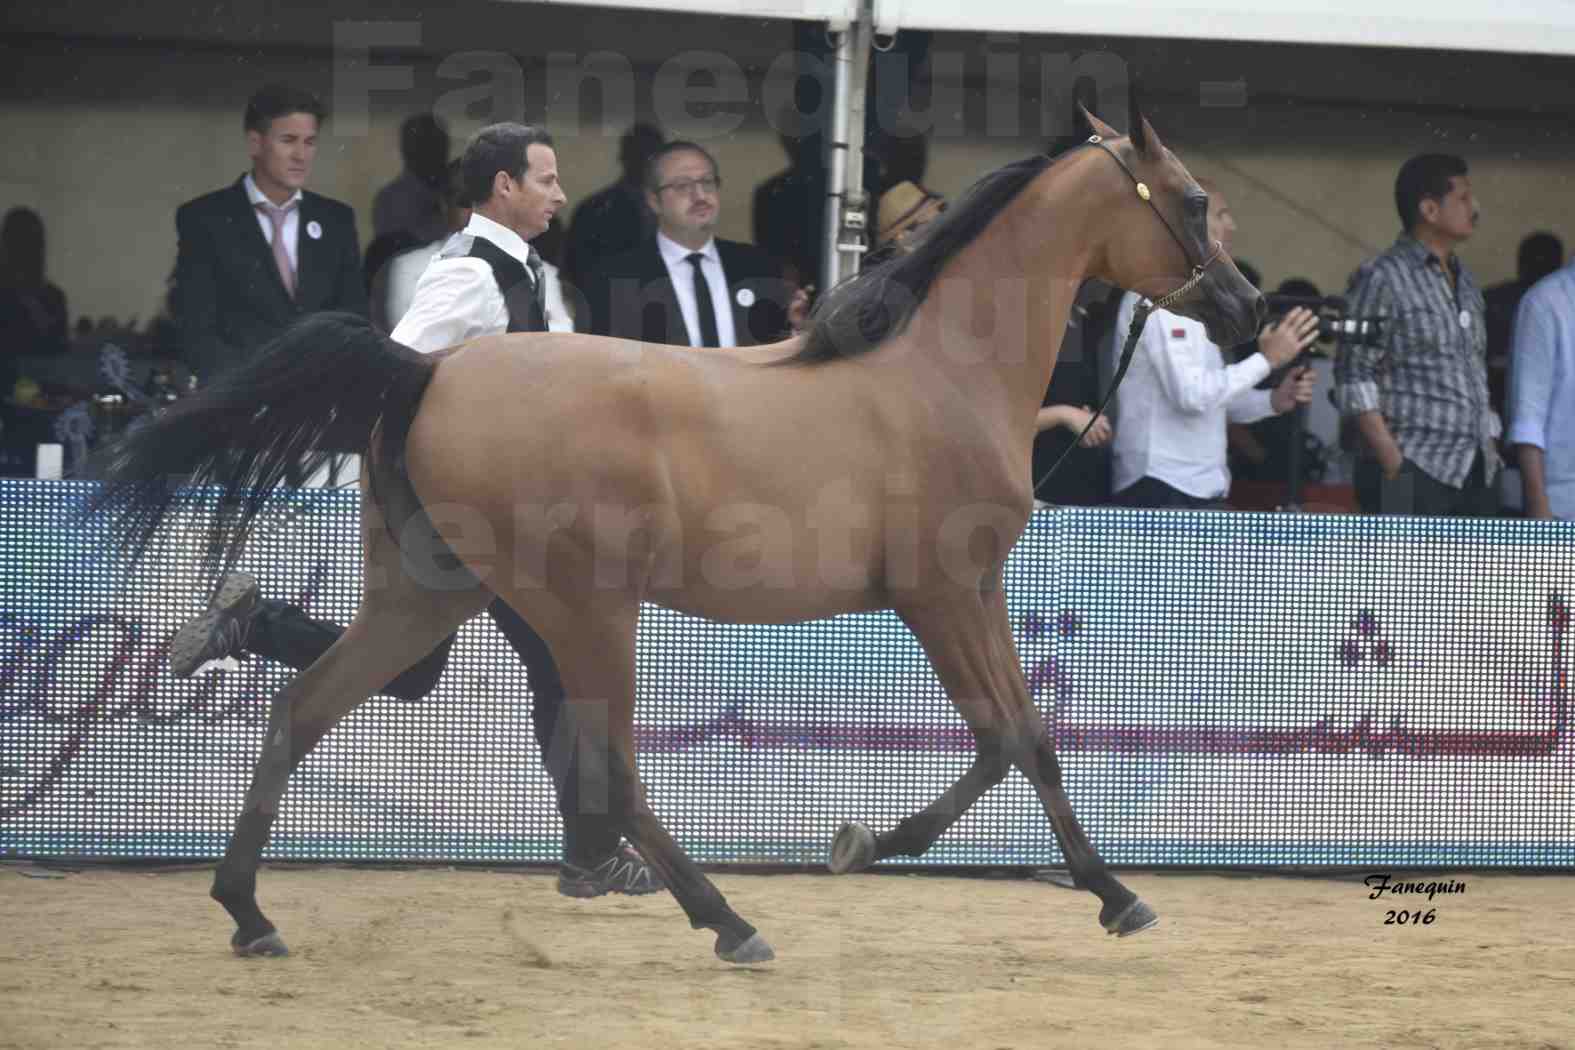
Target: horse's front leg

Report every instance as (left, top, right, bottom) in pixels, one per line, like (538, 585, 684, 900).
(977, 587, 1156, 936)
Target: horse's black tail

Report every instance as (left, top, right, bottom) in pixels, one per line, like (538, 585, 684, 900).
(81, 311, 438, 577)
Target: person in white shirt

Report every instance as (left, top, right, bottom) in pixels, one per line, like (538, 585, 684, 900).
(170, 123, 663, 899)
(1109, 184, 1320, 508)
(373, 159, 578, 336)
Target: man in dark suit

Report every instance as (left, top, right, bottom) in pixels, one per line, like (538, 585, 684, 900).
(584, 141, 791, 347)
(173, 84, 368, 382)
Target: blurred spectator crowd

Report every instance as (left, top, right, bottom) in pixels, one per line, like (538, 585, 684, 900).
(3, 82, 1571, 522)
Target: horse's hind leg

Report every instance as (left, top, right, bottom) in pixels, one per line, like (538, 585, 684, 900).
(829, 734, 1011, 872)
(211, 500, 488, 956)
(520, 593, 772, 964)
(828, 598, 1016, 873)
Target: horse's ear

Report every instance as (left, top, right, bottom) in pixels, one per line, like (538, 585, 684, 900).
(1139, 114, 1164, 156)
(1079, 104, 1121, 142)
(1128, 79, 1148, 154)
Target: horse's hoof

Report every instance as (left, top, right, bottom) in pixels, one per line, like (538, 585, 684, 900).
(715, 931, 775, 965)
(1101, 898, 1159, 938)
(828, 821, 877, 874)
(230, 928, 290, 957)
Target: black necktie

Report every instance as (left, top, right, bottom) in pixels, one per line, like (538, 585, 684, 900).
(687, 252, 720, 347)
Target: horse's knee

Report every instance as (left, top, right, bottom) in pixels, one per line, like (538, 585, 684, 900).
(971, 725, 1017, 781)
(1029, 733, 1064, 787)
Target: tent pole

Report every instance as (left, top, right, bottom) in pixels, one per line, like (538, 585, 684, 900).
(822, 9, 873, 292)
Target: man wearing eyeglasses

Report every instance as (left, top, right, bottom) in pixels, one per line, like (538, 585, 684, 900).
(583, 141, 790, 346)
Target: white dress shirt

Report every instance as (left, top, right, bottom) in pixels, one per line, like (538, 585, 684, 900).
(1109, 291, 1278, 500)
(391, 211, 538, 354)
(656, 232, 737, 348)
(243, 173, 302, 271)
(382, 239, 574, 338)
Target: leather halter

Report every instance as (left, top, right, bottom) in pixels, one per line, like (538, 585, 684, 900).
(1031, 135, 1230, 498)
(1087, 134, 1226, 309)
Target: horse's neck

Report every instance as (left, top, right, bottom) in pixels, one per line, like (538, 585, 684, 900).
(899, 160, 1106, 451)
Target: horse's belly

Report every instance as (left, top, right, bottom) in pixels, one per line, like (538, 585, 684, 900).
(649, 581, 882, 626)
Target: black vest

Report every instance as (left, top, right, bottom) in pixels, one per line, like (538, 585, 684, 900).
(440, 233, 545, 333)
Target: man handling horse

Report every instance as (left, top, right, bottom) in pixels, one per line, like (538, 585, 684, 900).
(169, 121, 663, 901)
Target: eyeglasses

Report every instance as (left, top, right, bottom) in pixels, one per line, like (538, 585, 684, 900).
(657, 176, 721, 197)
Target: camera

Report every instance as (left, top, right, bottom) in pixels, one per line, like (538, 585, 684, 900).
(1263, 294, 1385, 352)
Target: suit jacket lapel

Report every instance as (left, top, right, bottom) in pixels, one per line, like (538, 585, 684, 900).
(716, 240, 753, 346)
(293, 194, 323, 308)
(644, 240, 690, 345)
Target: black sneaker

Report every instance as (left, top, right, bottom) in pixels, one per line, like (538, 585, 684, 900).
(168, 572, 261, 678)
(557, 844, 665, 898)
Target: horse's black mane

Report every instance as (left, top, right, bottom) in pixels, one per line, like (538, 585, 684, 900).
(783, 154, 1056, 366)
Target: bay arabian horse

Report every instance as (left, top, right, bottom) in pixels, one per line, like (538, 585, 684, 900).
(87, 106, 1263, 964)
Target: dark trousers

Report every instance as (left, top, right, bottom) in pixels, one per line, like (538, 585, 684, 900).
(1111, 476, 1226, 510)
(246, 598, 619, 866)
(1354, 454, 1499, 518)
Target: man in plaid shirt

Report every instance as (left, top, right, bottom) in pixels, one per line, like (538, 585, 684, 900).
(1336, 153, 1500, 517)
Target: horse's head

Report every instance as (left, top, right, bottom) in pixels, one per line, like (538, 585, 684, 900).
(1081, 101, 1263, 347)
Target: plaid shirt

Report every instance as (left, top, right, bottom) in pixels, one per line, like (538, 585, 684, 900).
(1335, 233, 1500, 487)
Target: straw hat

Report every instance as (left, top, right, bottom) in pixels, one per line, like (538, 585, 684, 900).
(876, 181, 946, 247)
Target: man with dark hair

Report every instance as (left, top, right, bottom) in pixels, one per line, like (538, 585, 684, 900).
(173, 84, 367, 381)
(170, 123, 661, 899)
(583, 140, 789, 346)
(1484, 231, 1564, 421)
(1335, 154, 1499, 517)
(372, 113, 451, 245)
(394, 122, 565, 346)
(561, 122, 663, 298)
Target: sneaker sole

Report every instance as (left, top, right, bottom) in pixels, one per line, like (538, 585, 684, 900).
(555, 877, 608, 899)
(168, 573, 261, 678)
(556, 870, 665, 899)
(555, 877, 665, 899)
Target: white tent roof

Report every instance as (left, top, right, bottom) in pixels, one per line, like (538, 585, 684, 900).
(872, 0, 1575, 56)
(521, 0, 859, 25)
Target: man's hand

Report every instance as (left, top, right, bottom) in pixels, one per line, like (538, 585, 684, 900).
(1073, 406, 1113, 448)
(788, 285, 814, 333)
(1270, 365, 1316, 414)
(1378, 445, 1405, 479)
(1258, 306, 1320, 369)
(1034, 404, 1112, 446)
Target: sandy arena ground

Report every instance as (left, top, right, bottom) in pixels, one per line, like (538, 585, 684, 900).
(0, 866, 1570, 1050)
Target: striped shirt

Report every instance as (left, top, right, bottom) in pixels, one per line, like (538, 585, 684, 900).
(1334, 233, 1499, 488)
